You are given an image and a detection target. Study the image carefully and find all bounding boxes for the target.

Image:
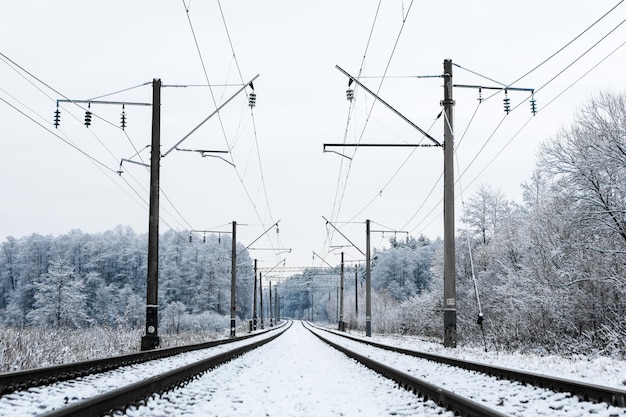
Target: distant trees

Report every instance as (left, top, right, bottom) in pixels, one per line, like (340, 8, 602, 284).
(0, 93, 623, 354)
(0, 227, 254, 332)
(371, 235, 435, 301)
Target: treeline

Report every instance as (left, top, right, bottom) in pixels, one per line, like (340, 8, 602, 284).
(0, 227, 254, 332)
(1, 92, 624, 355)
(361, 92, 625, 355)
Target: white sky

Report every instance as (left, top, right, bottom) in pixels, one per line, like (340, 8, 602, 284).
(1, 1, 624, 272)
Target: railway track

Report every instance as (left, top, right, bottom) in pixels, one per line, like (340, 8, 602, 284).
(3, 320, 624, 416)
(0, 323, 288, 416)
(305, 322, 626, 416)
(0, 321, 287, 397)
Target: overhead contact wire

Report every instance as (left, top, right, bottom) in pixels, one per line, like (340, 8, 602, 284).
(217, 0, 282, 253)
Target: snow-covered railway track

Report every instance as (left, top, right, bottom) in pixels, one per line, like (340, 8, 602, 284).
(0, 323, 285, 397)
(120, 319, 459, 416)
(0, 323, 287, 416)
(306, 322, 626, 416)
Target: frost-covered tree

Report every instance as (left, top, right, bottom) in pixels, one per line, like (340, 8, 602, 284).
(529, 91, 626, 350)
(461, 184, 510, 245)
(3, 234, 54, 326)
(371, 236, 434, 301)
(116, 285, 144, 329)
(538, 91, 626, 253)
(162, 301, 187, 334)
(27, 257, 87, 328)
(85, 271, 118, 326)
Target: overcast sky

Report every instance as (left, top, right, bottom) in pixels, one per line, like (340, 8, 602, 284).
(1, 1, 624, 272)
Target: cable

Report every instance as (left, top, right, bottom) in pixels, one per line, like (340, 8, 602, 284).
(505, 0, 623, 89)
(87, 82, 152, 101)
(2, 54, 196, 237)
(373, 3, 625, 241)
(344, 111, 441, 224)
(443, 12, 625, 205)
(217, 0, 278, 233)
(325, 1, 415, 258)
(321, 2, 383, 264)
(406, 37, 626, 238)
(459, 20, 626, 190)
(539, 40, 625, 111)
(402, 171, 443, 233)
(0, 94, 117, 175)
(453, 63, 507, 88)
(450, 16, 625, 207)
(463, 39, 626, 193)
(216, 1, 282, 254)
(181, 1, 282, 257)
(0, 87, 186, 236)
(454, 149, 483, 321)
(534, 17, 625, 96)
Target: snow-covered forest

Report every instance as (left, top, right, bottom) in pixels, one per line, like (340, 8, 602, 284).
(0, 228, 254, 334)
(0, 92, 624, 358)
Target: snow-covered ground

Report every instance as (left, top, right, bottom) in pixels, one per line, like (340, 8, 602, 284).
(126, 321, 625, 416)
(312, 325, 625, 416)
(342, 328, 626, 390)
(0, 329, 280, 416)
(125, 321, 454, 417)
(2, 321, 625, 416)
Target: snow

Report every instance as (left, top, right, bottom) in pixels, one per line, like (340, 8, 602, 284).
(355, 330, 626, 390)
(124, 321, 626, 416)
(0, 330, 280, 416)
(126, 322, 454, 416)
(1, 321, 625, 416)
(314, 326, 626, 416)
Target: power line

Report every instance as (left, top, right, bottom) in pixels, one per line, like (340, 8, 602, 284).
(217, 0, 281, 253)
(0, 94, 117, 175)
(344, 111, 441, 224)
(326, 1, 416, 258)
(2, 55, 195, 236)
(456, 2, 624, 105)
(1, 52, 137, 146)
(453, 17, 625, 192)
(325, 2, 624, 246)
(180, 1, 282, 258)
(406, 35, 626, 237)
(322, 1, 383, 263)
(534, 17, 625, 97)
(463, 39, 626, 195)
(87, 82, 152, 101)
(505, 0, 623, 89)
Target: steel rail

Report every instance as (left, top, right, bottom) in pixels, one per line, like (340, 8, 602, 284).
(42, 322, 291, 417)
(0, 321, 287, 396)
(308, 322, 626, 408)
(303, 322, 507, 417)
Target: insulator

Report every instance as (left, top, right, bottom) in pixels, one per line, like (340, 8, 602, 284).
(189, 235, 192, 243)
(203, 234, 206, 243)
(84, 103, 92, 127)
(530, 96, 537, 116)
(121, 105, 127, 130)
(248, 92, 256, 108)
(346, 88, 354, 102)
(53, 106, 61, 128)
(503, 90, 511, 115)
(477, 87, 482, 103)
